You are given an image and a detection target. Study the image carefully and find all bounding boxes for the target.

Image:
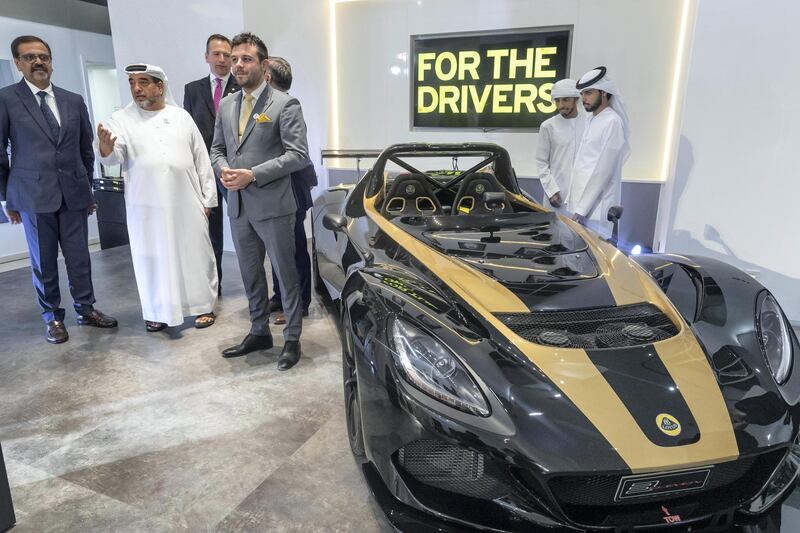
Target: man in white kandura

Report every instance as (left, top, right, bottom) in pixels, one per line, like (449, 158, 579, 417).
(566, 66, 630, 238)
(95, 64, 219, 332)
(535, 78, 585, 213)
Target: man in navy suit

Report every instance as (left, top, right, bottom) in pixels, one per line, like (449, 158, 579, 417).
(0, 35, 116, 343)
(264, 57, 316, 325)
(184, 34, 241, 295)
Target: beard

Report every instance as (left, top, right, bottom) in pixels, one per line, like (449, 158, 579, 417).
(136, 96, 162, 110)
(235, 68, 264, 90)
(583, 98, 601, 112)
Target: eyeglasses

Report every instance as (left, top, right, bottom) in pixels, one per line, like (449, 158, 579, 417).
(19, 54, 51, 64)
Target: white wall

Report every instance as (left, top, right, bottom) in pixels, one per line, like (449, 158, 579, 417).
(106, 0, 244, 251)
(659, 0, 800, 322)
(330, 0, 681, 181)
(0, 16, 114, 260)
(243, 0, 330, 202)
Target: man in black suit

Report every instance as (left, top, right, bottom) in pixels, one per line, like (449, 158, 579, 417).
(264, 57, 316, 325)
(0, 35, 116, 343)
(183, 34, 240, 294)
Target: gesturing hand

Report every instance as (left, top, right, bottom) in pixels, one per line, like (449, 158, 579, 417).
(96, 123, 117, 158)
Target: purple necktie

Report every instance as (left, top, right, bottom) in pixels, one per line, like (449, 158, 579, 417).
(213, 78, 222, 114)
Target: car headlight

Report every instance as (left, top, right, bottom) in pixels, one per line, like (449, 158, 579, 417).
(390, 317, 490, 417)
(757, 292, 793, 385)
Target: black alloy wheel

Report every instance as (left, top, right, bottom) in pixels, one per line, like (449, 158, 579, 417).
(341, 307, 366, 459)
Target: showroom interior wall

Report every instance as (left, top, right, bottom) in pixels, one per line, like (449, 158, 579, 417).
(325, 0, 682, 183)
(0, 15, 114, 262)
(105, 0, 245, 252)
(241, 0, 684, 250)
(656, 0, 800, 323)
(242, 0, 331, 201)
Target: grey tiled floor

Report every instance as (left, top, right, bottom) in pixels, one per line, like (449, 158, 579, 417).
(0, 246, 386, 532)
(1, 246, 799, 531)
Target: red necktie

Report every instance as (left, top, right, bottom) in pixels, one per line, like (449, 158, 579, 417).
(213, 78, 222, 114)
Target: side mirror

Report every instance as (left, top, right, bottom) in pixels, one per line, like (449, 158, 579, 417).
(607, 205, 623, 247)
(323, 213, 347, 232)
(607, 206, 624, 222)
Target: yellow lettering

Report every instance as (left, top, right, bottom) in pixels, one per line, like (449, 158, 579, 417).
(418, 52, 435, 81)
(417, 86, 438, 113)
(458, 50, 480, 81)
(486, 49, 509, 79)
(514, 84, 537, 113)
(492, 84, 513, 113)
(467, 85, 492, 113)
(460, 85, 468, 113)
(534, 47, 557, 78)
(435, 52, 457, 81)
(439, 86, 459, 113)
(537, 83, 556, 113)
(508, 48, 534, 79)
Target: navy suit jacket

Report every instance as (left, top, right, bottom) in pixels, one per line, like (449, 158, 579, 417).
(183, 75, 240, 151)
(0, 79, 95, 213)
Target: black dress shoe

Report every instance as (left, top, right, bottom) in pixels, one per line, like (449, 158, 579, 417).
(268, 300, 283, 313)
(46, 320, 69, 344)
(222, 333, 273, 358)
(277, 341, 301, 371)
(77, 309, 118, 328)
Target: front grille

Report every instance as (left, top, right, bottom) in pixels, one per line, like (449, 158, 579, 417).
(542, 449, 786, 527)
(495, 303, 679, 349)
(397, 439, 513, 500)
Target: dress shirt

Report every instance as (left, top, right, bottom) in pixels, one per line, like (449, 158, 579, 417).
(25, 78, 61, 126)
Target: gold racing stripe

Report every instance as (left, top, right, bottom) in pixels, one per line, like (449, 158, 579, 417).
(364, 192, 738, 472)
(364, 194, 527, 313)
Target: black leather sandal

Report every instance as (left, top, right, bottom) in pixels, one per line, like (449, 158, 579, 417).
(145, 321, 167, 332)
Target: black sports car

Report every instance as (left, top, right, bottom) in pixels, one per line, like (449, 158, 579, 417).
(311, 143, 800, 531)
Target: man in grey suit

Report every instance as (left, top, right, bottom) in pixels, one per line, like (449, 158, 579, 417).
(210, 32, 309, 370)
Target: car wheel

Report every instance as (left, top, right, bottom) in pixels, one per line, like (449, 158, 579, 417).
(341, 308, 366, 460)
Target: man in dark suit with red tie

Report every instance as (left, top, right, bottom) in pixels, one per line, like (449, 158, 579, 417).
(183, 34, 240, 295)
(0, 35, 117, 343)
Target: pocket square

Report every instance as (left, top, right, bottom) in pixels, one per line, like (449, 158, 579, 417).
(254, 113, 271, 123)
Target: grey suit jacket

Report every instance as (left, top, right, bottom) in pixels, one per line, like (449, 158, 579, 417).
(210, 84, 310, 220)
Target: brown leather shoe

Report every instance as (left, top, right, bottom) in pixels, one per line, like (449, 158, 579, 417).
(77, 309, 118, 328)
(46, 320, 69, 344)
(274, 312, 286, 325)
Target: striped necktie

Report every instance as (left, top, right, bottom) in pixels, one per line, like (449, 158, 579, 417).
(37, 91, 60, 140)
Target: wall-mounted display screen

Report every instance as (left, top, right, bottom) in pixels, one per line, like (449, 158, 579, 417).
(411, 27, 572, 130)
